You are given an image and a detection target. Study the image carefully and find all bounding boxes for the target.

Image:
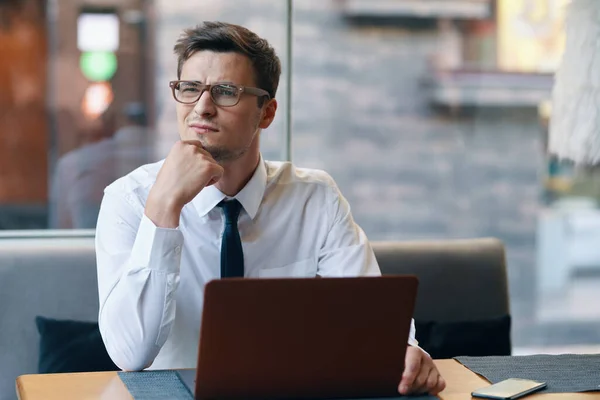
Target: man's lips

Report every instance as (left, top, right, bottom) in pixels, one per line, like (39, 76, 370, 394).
(189, 123, 219, 133)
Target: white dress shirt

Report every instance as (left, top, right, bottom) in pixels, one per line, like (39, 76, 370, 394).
(96, 156, 418, 371)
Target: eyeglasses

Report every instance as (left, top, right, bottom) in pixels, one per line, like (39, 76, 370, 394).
(169, 80, 270, 107)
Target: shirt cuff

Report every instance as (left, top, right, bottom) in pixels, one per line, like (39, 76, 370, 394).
(129, 214, 184, 273)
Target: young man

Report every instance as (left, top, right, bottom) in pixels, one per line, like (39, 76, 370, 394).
(95, 21, 445, 396)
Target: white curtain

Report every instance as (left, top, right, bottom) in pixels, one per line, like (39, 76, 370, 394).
(549, 0, 600, 165)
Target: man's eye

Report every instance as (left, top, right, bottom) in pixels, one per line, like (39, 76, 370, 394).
(181, 86, 199, 93)
(214, 85, 237, 96)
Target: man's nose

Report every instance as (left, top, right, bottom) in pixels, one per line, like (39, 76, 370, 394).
(192, 88, 216, 117)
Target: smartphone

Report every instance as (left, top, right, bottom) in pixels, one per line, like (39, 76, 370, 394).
(471, 378, 547, 400)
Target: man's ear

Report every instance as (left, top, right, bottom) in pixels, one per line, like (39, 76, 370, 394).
(258, 98, 277, 129)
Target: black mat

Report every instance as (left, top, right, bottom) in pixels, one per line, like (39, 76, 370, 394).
(455, 354, 600, 393)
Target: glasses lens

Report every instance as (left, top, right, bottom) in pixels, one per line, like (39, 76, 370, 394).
(175, 82, 201, 103)
(212, 84, 239, 106)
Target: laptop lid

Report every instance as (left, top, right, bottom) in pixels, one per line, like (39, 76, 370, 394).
(194, 275, 418, 400)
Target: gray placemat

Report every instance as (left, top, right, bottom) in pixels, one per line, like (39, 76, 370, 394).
(118, 370, 193, 400)
(118, 370, 438, 400)
(455, 354, 600, 393)
(340, 396, 437, 399)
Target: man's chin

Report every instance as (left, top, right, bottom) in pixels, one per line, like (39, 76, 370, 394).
(184, 136, 247, 163)
(203, 146, 241, 163)
(188, 138, 225, 158)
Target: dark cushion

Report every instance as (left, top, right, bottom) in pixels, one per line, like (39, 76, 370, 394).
(415, 315, 511, 359)
(35, 316, 119, 373)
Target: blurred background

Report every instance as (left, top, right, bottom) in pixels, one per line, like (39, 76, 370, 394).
(1, 0, 598, 355)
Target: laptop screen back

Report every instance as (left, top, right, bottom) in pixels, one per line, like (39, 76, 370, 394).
(195, 276, 418, 400)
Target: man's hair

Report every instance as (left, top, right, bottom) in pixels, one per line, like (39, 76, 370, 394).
(174, 21, 281, 101)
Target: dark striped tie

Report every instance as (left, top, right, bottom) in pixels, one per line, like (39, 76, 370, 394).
(218, 199, 244, 278)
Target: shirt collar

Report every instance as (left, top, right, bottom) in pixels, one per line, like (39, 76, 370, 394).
(191, 155, 267, 220)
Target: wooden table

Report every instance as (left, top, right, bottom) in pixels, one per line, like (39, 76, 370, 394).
(16, 359, 600, 400)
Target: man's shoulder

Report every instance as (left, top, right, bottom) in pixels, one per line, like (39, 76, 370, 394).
(104, 159, 165, 197)
(265, 160, 338, 190)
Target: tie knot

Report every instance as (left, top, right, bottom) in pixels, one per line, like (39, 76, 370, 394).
(218, 199, 242, 224)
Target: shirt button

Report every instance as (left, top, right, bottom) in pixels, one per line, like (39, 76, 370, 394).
(174, 246, 182, 255)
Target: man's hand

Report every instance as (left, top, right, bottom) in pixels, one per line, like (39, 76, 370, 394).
(146, 140, 224, 228)
(398, 346, 446, 396)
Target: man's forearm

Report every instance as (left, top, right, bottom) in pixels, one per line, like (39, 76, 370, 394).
(96, 211, 184, 371)
(99, 266, 179, 371)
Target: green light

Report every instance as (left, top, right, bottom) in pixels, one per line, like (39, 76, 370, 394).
(80, 51, 117, 82)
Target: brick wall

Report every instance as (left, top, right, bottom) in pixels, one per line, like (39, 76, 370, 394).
(152, 0, 545, 346)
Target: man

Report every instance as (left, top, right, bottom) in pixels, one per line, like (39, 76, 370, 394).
(96, 21, 445, 396)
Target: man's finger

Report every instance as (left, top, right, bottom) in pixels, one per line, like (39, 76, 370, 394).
(180, 140, 211, 155)
(205, 176, 220, 186)
(181, 139, 203, 146)
(413, 363, 433, 394)
(399, 347, 422, 394)
(424, 366, 440, 395)
(436, 375, 447, 394)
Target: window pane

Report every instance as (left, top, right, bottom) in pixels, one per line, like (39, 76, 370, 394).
(0, 0, 288, 230)
(2, 0, 599, 357)
(0, 0, 48, 229)
(292, 0, 600, 353)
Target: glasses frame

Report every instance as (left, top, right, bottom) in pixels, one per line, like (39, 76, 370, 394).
(169, 80, 270, 107)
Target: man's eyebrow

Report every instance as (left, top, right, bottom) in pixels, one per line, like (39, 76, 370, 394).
(179, 80, 203, 85)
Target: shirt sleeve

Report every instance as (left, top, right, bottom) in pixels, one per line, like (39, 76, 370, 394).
(317, 182, 418, 347)
(96, 190, 184, 371)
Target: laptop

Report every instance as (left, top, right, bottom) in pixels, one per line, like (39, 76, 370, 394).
(178, 275, 418, 399)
